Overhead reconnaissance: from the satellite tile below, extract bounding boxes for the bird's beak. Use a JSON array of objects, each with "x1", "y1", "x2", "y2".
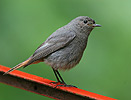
[{"x1": 92, "y1": 24, "x2": 101, "y2": 27}]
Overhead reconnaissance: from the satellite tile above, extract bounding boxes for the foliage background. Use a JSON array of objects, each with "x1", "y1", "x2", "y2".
[{"x1": 0, "y1": 0, "x2": 131, "y2": 100}]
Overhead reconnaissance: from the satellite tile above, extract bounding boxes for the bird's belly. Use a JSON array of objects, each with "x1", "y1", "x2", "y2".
[{"x1": 44, "y1": 44, "x2": 85, "y2": 70}]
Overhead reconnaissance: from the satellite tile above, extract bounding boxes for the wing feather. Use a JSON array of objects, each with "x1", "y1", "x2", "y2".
[{"x1": 29, "y1": 31, "x2": 76, "y2": 64}]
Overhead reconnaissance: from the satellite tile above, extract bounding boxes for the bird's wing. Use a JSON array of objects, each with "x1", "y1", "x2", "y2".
[{"x1": 28, "y1": 32, "x2": 76, "y2": 64}]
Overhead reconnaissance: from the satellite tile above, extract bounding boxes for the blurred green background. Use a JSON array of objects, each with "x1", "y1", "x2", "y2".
[{"x1": 0, "y1": 0, "x2": 131, "y2": 100}]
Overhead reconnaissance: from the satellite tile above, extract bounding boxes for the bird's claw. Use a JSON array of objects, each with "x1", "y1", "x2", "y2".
[
  {"x1": 50, "y1": 81, "x2": 77, "y2": 88},
  {"x1": 56, "y1": 84, "x2": 77, "y2": 88}
]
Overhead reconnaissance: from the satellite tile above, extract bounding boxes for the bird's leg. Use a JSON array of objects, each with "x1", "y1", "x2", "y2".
[
  {"x1": 51, "y1": 68, "x2": 65, "y2": 85},
  {"x1": 55, "y1": 70, "x2": 65, "y2": 84},
  {"x1": 55, "y1": 70, "x2": 77, "y2": 87},
  {"x1": 51, "y1": 68, "x2": 77, "y2": 88},
  {"x1": 52, "y1": 69, "x2": 61, "y2": 82}
]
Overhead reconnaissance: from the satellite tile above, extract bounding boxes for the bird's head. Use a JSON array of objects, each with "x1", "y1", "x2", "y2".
[{"x1": 70, "y1": 16, "x2": 101, "y2": 34}]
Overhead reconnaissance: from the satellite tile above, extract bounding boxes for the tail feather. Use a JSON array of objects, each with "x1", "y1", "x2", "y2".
[{"x1": 3, "y1": 59, "x2": 31, "y2": 75}]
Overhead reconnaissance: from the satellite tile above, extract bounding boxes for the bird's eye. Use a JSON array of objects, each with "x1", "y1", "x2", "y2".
[
  {"x1": 83, "y1": 20, "x2": 88, "y2": 24},
  {"x1": 93, "y1": 20, "x2": 95, "y2": 24}
]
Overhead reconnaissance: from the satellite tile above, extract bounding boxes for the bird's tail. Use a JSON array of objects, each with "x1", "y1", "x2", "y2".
[{"x1": 3, "y1": 58, "x2": 31, "y2": 75}]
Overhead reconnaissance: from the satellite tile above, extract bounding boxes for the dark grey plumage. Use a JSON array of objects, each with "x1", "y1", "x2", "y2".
[
  {"x1": 31, "y1": 16, "x2": 100, "y2": 70},
  {"x1": 4, "y1": 16, "x2": 101, "y2": 85}
]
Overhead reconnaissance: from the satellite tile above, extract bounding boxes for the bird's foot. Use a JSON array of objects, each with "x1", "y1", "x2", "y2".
[
  {"x1": 50, "y1": 81, "x2": 77, "y2": 88},
  {"x1": 50, "y1": 81, "x2": 65, "y2": 84},
  {"x1": 56, "y1": 84, "x2": 77, "y2": 88}
]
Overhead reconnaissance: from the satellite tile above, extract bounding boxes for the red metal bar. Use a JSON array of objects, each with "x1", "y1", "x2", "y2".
[{"x1": 0, "y1": 65, "x2": 117, "y2": 100}]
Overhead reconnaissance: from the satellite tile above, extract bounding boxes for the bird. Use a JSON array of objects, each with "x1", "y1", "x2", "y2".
[{"x1": 4, "y1": 16, "x2": 101, "y2": 87}]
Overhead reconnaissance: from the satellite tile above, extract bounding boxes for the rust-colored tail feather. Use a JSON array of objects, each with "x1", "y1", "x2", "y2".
[{"x1": 3, "y1": 59, "x2": 31, "y2": 75}]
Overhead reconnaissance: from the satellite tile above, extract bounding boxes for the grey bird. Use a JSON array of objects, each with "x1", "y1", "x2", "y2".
[{"x1": 4, "y1": 16, "x2": 101, "y2": 87}]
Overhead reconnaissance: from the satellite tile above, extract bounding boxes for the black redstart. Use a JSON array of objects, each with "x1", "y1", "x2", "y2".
[{"x1": 4, "y1": 16, "x2": 101, "y2": 87}]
